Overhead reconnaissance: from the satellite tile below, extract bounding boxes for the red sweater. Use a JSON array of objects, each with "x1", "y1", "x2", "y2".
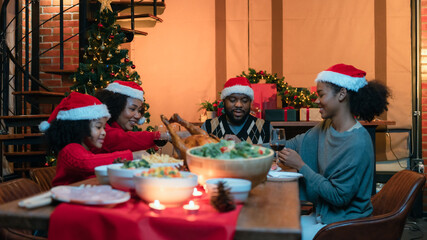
[
  {"x1": 52, "y1": 143, "x2": 133, "y2": 186},
  {"x1": 91, "y1": 122, "x2": 159, "y2": 153}
]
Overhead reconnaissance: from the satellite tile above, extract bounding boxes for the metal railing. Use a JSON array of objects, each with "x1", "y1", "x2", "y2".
[{"x1": 0, "y1": 0, "x2": 79, "y2": 119}]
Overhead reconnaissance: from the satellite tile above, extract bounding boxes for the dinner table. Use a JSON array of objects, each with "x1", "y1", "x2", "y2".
[
  {"x1": 0, "y1": 177, "x2": 301, "y2": 240},
  {"x1": 193, "y1": 119, "x2": 396, "y2": 195}
]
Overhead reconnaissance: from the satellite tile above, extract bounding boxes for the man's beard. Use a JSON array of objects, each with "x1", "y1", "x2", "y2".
[{"x1": 224, "y1": 108, "x2": 249, "y2": 125}]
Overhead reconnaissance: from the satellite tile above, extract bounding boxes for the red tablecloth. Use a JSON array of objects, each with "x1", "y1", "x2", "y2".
[{"x1": 48, "y1": 194, "x2": 242, "y2": 240}]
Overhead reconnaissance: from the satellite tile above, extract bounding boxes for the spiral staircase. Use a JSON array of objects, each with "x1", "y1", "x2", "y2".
[{"x1": 0, "y1": 0, "x2": 165, "y2": 181}]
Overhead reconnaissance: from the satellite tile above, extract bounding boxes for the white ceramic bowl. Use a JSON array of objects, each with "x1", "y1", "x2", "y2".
[
  {"x1": 94, "y1": 164, "x2": 114, "y2": 185},
  {"x1": 108, "y1": 163, "x2": 149, "y2": 191},
  {"x1": 150, "y1": 163, "x2": 182, "y2": 168},
  {"x1": 186, "y1": 145, "x2": 274, "y2": 188},
  {"x1": 205, "y1": 178, "x2": 252, "y2": 203},
  {"x1": 133, "y1": 172, "x2": 198, "y2": 206}
]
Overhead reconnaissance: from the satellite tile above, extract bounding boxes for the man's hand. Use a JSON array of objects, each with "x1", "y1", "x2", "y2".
[
  {"x1": 278, "y1": 148, "x2": 305, "y2": 170},
  {"x1": 224, "y1": 134, "x2": 241, "y2": 143}
]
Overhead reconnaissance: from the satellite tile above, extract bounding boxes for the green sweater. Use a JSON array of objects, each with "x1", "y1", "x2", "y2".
[{"x1": 287, "y1": 120, "x2": 373, "y2": 224}]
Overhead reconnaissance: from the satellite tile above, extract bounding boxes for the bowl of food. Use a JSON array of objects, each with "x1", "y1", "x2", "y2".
[
  {"x1": 108, "y1": 159, "x2": 150, "y2": 191},
  {"x1": 186, "y1": 140, "x2": 274, "y2": 188},
  {"x1": 133, "y1": 166, "x2": 198, "y2": 206},
  {"x1": 144, "y1": 153, "x2": 184, "y2": 168},
  {"x1": 94, "y1": 164, "x2": 122, "y2": 185},
  {"x1": 205, "y1": 178, "x2": 252, "y2": 203}
]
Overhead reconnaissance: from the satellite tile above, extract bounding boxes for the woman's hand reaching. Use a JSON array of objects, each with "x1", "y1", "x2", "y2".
[{"x1": 278, "y1": 148, "x2": 305, "y2": 170}]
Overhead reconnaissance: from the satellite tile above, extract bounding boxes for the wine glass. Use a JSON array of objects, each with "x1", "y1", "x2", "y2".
[
  {"x1": 270, "y1": 128, "x2": 286, "y2": 167},
  {"x1": 154, "y1": 124, "x2": 169, "y2": 155}
]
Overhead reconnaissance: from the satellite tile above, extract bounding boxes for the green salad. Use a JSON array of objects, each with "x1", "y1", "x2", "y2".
[
  {"x1": 121, "y1": 159, "x2": 150, "y2": 169},
  {"x1": 190, "y1": 140, "x2": 270, "y2": 159}
]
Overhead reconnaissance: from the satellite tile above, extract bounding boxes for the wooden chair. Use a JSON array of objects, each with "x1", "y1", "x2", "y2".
[
  {"x1": 29, "y1": 166, "x2": 56, "y2": 191},
  {"x1": 0, "y1": 178, "x2": 46, "y2": 240},
  {"x1": 313, "y1": 170, "x2": 426, "y2": 240}
]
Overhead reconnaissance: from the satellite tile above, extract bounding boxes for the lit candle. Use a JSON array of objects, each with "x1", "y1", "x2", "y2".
[
  {"x1": 183, "y1": 200, "x2": 200, "y2": 214},
  {"x1": 192, "y1": 188, "x2": 203, "y2": 197},
  {"x1": 149, "y1": 200, "x2": 165, "y2": 213}
]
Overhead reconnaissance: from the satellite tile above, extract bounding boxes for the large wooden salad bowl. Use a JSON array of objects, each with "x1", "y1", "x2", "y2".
[{"x1": 186, "y1": 146, "x2": 274, "y2": 189}]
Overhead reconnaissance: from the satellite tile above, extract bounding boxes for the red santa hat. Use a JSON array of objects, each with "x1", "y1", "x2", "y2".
[
  {"x1": 39, "y1": 92, "x2": 111, "y2": 132},
  {"x1": 105, "y1": 80, "x2": 144, "y2": 101},
  {"x1": 315, "y1": 64, "x2": 368, "y2": 92},
  {"x1": 220, "y1": 77, "x2": 254, "y2": 100}
]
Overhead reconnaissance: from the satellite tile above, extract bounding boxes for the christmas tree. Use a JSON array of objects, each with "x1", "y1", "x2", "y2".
[{"x1": 71, "y1": 0, "x2": 151, "y2": 124}]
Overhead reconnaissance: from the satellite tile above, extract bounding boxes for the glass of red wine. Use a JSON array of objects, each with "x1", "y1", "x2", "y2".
[
  {"x1": 270, "y1": 128, "x2": 286, "y2": 166},
  {"x1": 154, "y1": 124, "x2": 169, "y2": 155}
]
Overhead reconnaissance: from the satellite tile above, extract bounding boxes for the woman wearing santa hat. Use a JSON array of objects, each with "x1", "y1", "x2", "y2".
[
  {"x1": 93, "y1": 81, "x2": 166, "y2": 154},
  {"x1": 39, "y1": 92, "x2": 147, "y2": 186},
  {"x1": 278, "y1": 64, "x2": 390, "y2": 240}
]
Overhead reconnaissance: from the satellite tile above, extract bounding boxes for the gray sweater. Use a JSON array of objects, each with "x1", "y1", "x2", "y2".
[{"x1": 287, "y1": 120, "x2": 373, "y2": 224}]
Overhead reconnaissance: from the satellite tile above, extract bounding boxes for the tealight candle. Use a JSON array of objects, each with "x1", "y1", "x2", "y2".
[
  {"x1": 183, "y1": 200, "x2": 200, "y2": 214},
  {"x1": 192, "y1": 188, "x2": 203, "y2": 197},
  {"x1": 149, "y1": 200, "x2": 165, "y2": 213}
]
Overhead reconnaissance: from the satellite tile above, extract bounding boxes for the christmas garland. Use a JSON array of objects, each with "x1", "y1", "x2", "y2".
[
  {"x1": 238, "y1": 68, "x2": 318, "y2": 108},
  {"x1": 238, "y1": 68, "x2": 287, "y2": 93}
]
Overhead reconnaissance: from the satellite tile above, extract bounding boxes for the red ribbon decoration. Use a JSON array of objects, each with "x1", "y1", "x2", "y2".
[
  {"x1": 305, "y1": 107, "x2": 310, "y2": 121},
  {"x1": 217, "y1": 108, "x2": 223, "y2": 117},
  {"x1": 283, "y1": 106, "x2": 294, "y2": 121}
]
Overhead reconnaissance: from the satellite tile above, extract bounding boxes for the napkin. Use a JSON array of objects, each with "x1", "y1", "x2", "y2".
[{"x1": 267, "y1": 171, "x2": 303, "y2": 182}]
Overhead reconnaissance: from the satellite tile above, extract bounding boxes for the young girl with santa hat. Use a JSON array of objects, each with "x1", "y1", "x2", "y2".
[
  {"x1": 40, "y1": 92, "x2": 146, "y2": 186},
  {"x1": 278, "y1": 63, "x2": 390, "y2": 240}
]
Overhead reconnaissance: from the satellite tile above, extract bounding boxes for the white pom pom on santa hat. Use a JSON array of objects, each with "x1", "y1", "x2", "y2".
[
  {"x1": 38, "y1": 92, "x2": 111, "y2": 132},
  {"x1": 138, "y1": 117, "x2": 146, "y2": 125},
  {"x1": 38, "y1": 121, "x2": 50, "y2": 132}
]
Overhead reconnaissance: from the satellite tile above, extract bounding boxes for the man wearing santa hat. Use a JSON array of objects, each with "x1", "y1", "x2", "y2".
[{"x1": 202, "y1": 77, "x2": 272, "y2": 144}]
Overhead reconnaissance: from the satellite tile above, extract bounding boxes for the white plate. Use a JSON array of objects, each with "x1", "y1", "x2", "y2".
[
  {"x1": 50, "y1": 185, "x2": 130, "y2": 205},
  {"x1": 267, "y1": 171, "x2": 303, "y2": 182}
]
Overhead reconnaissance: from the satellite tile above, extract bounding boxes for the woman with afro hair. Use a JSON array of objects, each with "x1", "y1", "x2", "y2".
[{"x1": 278, "y1": 64, "x2": 390, "y2": 240}]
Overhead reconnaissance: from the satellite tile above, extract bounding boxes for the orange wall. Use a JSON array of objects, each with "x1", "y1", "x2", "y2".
[
  {"x1": 131, "y1": 0, "x2": 412, "y2": 132},
  {"x1": 131, "y1": 0, "x2": 217, "y2": 126}
]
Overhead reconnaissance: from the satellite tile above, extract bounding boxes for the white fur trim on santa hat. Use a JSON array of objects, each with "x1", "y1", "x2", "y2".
[
  {"x1": 221, "y1": 85, "x2": 254, "y2": 100},
  {"x1": 56, "y1": 104, "x2": 111, "y2": 121},
  {"x1": 106, "y1": 82, "x2": 144, "y2": 101},
  {"x1": 315, "y1": 71, "x2": 367, "y2": 92},
  {"x1": 39, "y1": 121, "x2": 50, "y2": 132}
]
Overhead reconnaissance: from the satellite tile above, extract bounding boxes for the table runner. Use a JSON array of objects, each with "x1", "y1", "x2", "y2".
[{"x1": 48, "y1": 194, "x2": 242, "y2": 240}]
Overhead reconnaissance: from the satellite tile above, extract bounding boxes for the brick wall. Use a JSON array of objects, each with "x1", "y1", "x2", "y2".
[
  {"x1": 420, "y1": 0, "x2": 427, "y2": 214},
  {"x1": 39, "y1": 0, "x2": 79, "y2": 93}
]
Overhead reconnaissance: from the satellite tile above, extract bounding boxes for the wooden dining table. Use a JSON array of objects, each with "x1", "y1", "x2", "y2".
[{"x1": 0, "y1": 177, "x2": 301, "y2": 240}]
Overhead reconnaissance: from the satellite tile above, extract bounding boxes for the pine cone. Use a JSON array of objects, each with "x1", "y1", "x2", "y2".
[{"x1": 210, "y1": 181, "x2": 236, "y2": 212}]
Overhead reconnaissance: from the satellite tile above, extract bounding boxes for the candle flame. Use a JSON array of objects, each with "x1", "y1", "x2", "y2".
[{"x1": 189, "y1": 200, "x2": 194, "y2": 207}]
